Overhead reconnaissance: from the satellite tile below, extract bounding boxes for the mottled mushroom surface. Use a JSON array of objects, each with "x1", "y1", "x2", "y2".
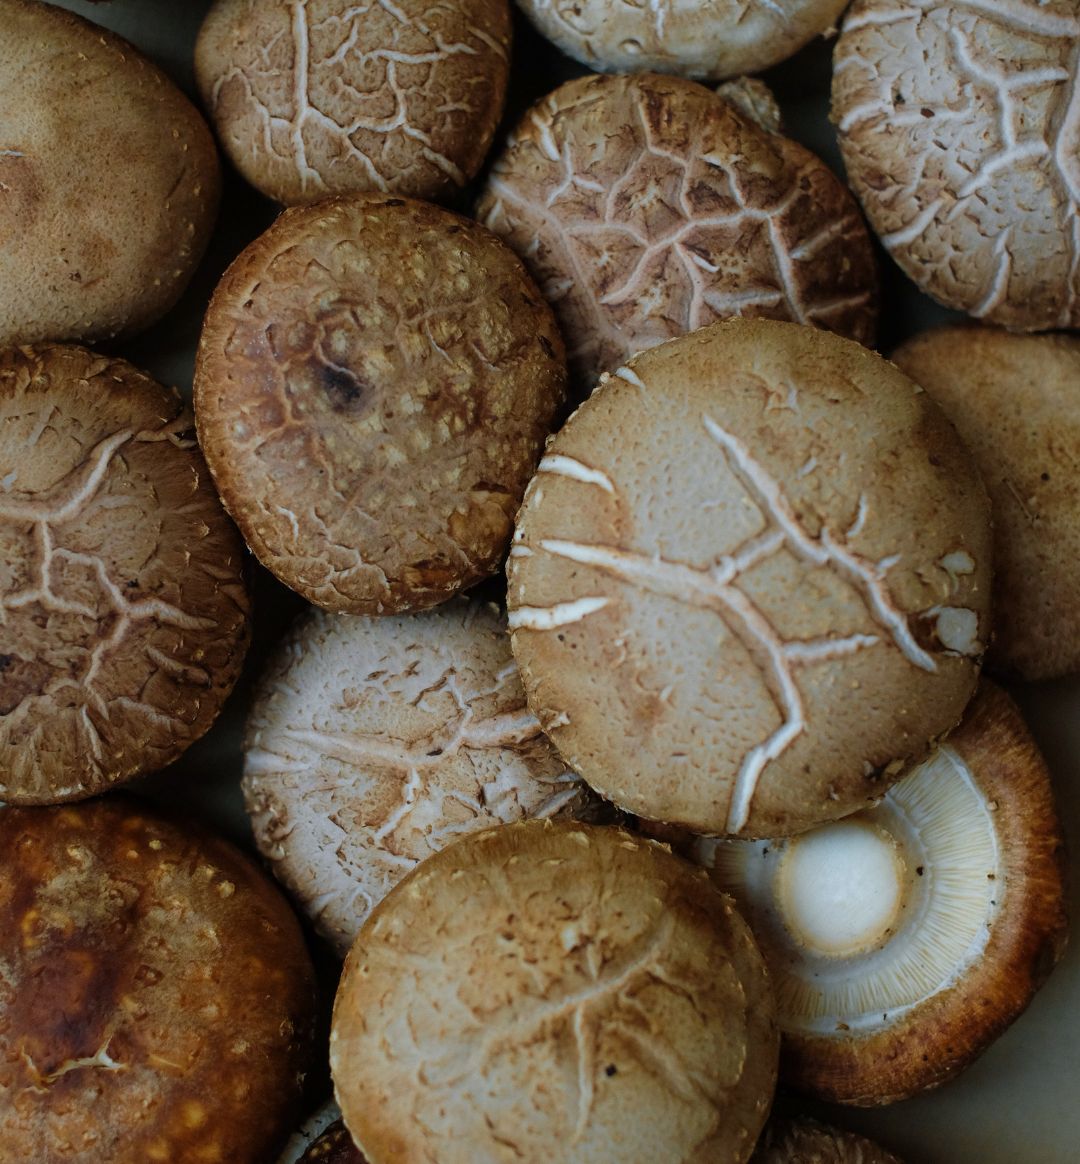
[
  {"x1": 194, "y1": 194, "x2": 565, "y2": 614},
  {"x1": 244, "y1": 601, "x2": 590, "y2": 957},
  {"x1": 0, "y1": 345, "x2": 250, "y2": 804},
  {"x1": 833, "y1": 0, "x2": 1080, "y2": 329},
  {"x1": 195, "y1": 0, "x2": 511, "y2": 205},
  {"x1": 331, "y1": 820, "x2": 778, "y2": 1164},
  {"x1": 751, "y1": 1116, "x2": 904, "y2": 1163},
  {"x1": 508, "y1": 319, "x2": 991, "y2": 837},
  {"x1": 299, "y1": 1122, "x2": 367, "y2": 1163},
  {"x1": 0, "y1": 798, "x2": 319, "y2": 1164}
]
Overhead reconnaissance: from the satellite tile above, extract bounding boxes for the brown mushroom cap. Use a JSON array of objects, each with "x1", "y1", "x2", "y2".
[
  {"x1": 508, "y1": 318, "x2": 991, "y2": 837},
  {"x1": 478, "y1": 72, "x2": 878, "y2": 389},
  {"x1": 832, "y1": 0, "x2": 1080, "y2": 329},
  {"x1": 703, "y1": 682, "x2": 1069, "y2": 1106},
  {"x1": 0, "y1": 0, "x2": 220, "y2": 346},
  {"x1": 751, "y1": 1116, "x2": 904, "y2": 1163},
  {"x1": 195, "y1": 0, "x2": 511, "y2": 205},
  {"x1": 891, "y1": 326, "x2": 1080, "y2": 681},
  {"x1": 0, "y1": 797, "x2": 319, "y2": 1163},
  {"x1": 0, "y1": 345, "x2": 250, "y2": 804},
  {"x1": 299, "y1": 1122, "x2": 366, "y2": 1164},
  {"x1": 330, "y1": 820, "x2": 778, "y2": 1163},
  {"x1": 194, "y1": 193, "x2": 566, "y2": 614},
  {"x1": 243, "y1": 600, "x2": 593, "y2": 957}
]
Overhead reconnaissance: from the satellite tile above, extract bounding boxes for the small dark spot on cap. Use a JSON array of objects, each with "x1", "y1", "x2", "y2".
[
  {"x1": 1041, "y1": 472, "x2": 1051, "y2": 481},
  {"x1": 928, "y1": 454, "x2": 942, "y2": 467},
  {"x1": 921, "y1": 107, "x2": 934, "y2": 117},
  {"x1": 319, "y1": 363, "x2": 371, "y2": 413},
  {"x1": 916, "y1": 866, "x2": 924, "y2": 876},
  {"x1": 384, "y1": 198, "x2": 406, "y2": 207},
  {"x1": 538, "y1": 335, "x2": 555, "y2": 359},
  {"x1": 0, "y1": 653, "x2": 11, "y2": 671},
  {"x1": 605, "y1": 1064, "x2": 617, "y2": 1077},
  {"x1": 126, "y1": 580, "x2": 138, "y2": 589}
]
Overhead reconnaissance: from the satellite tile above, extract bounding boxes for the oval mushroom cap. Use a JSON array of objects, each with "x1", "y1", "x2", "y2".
[
  {"x1": 330, "y1": 820, "x2": 779, "y2": 1163},
  {"x1": 507, "y1": 318, "x2": 992, "y2": 837},
  {"x1": 751, "y1": 1116, "x2": 904, "y2": 1163},
  {"x1": 0, "y1": 345, "x2": 250, "y2": 804},
  {"x1": 0, "y1": 798, "x2": 318, "y2": 1164},
  {"x1": 194, "y1": 194, "x2": 566, "y2": 614}
]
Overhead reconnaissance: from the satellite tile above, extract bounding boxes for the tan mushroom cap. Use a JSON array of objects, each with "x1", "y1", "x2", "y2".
[
  {"x1": 892, "y1": 327, "x2": 1080, "y2": 681},
  {"x1": 243, "y1": 601, "x2": 592, "y2": 957},
  {"x1": 478, "y1": 73, "x2": 878, "y2": 389},
  {"x1": 508, "y1": 318, "x2": 991, "y2": 837},
  {"x1": 331, "y1": 820, "x2": 778, "y2": 1163},
  {"x1": 0, "y1": 0, "x2": 220, "y2": 347},
  {"x1": 0, "y1": 798, "x2": 319, "y2": 1164},
  {"x1": 0, "y1": 345, "x2": 250, "y2": 804},
  {"x1": 751, "y1": 1116, "x2": 904, "y2": 1163},
  {"x1": 515, "y1": 0, "x2": 848, "y2": 82},
  {"x1": 195, "y1": 0, "x2": 511, "y2": 206},
  {"x1": 704, "y1": 682, "x2": 1069, "y2": 1106},
  {"x1": 832, "y1": 0, "x2": 1080, "y2": 330},
  {"x1": 194, "y1": 194, "x2": 565, "y2": 614}
]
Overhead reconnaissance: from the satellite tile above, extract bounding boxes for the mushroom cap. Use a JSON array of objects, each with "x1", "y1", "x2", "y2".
[
  {"x1": 0, "y1": 0, "x2": 220, "y2": 346},
  {"x1": 478, "y1": 73, "x2": 878, "y2": 389},
  {"x1": 330, "y1": 820, "x2": 778, "y2": 1163},
  {"x1": 194, "y1": 193, "x2": 565, "y2": 614},
  {"x1": 514, "y1": 0, "x2": 848, "y2": 82},
  {"x1": 243, "y1": 600, "x2": 592, "y2": 957},
  {"x1": 703, "y1": 682, "x2": 1069, "y2": 1106},
  {"x1": 751, "y1": 1116, "x2": 904, "y2": 1163},
  {"x1": 832, "y1": 0, "x2": 1080, "y2": 330},
  {"x1": 0, "y1": 797, "x2": 319, "y2": 1163},
  {"x1": 0, "y1": 345, "x2": 250, "y2": 804},
  {"x1": 195, "y1": 0, "x2": 511, "y2": 205},
  {"x1": 299, "y1": 1122, "x2": 366, "y2": 1163},
  {"x1": 891, "y1": 326, "x2": 1080, "y2": 681},
  {"x1": 277, "y1": 1103, "x2": 353, "y2": 1164},
  {"x1": 507, "y1": 318, "x2": 992, "y2": 837}
]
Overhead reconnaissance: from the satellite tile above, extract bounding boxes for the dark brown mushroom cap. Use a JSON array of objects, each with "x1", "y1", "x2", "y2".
[
  {"x1": 0, "y1": 797, "x2": 319, "y2": 1164},
  {"x1": 0, "y1": 345, "x2": 251, "y2": 804},
  {"x1": 751, "y1": 1116, "x2": 904, "y2": 1163},
  {"x1": 299, "y1": 1121, "x2": 366, "y2": 1163}
]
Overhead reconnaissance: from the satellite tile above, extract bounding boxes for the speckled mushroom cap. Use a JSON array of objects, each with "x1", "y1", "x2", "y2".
[
  {"x1": 892, "y1": 327, "x2": 1080, "y2": 681},
  {"x1": 0, "y1": 346, "x2": 250, "y2": 804},
  {"x1": 478, "y1": 73, "x2": 878, "y2": 389},
  {"x1": 833, "y1": 0, "x2": 1080, "y2": 330},
  {"x1": 751, "y1": 1116, "x2": 904, "y2": 1163},
  {"x1": 243, "y1": 600, "x2": 591, "y2": 957},
  {"x1": 515, "y1": 0, "x2": 848, "y2": 81},
  {"x1": 330, "y1": 820, "x2": 779, "y2": 1164},
  {"x1": 0, "y1": 798, "x2": 318, "y2": 1164},
  {"x1": 194, "y1": 194, "x2": 565, "y2": 614},
  {"x1": 508, "y1": 319, "x2": 992, "y2": 837},
  {"x1": 195, "y1": 0, "x2": 511, "y2": 206},
  {"x1": 0, "y1": 0, "x2": 220, "y2": 347}
]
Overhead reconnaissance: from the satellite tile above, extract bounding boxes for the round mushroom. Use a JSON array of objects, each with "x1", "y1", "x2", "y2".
[
  {"x1": 331, "y1": 820, "x2": 778, "y2": 1163},
  {"x1": 195, "y1": 0, "x2": 511, "y2": 205},
  {"x1": 0, "y1": 797, "x2": 319, "y2": 1163},
  {"x1": 478, "y1": 73, "x2": 878, "y2": 389},
  {"x1": 243, "y1": 600, "x2": 593, "y2": 957},
  {"x1": 832, "y1": 0, "x2": 1080, "y2": 329},
  {"x1": 0, "y1": 0, "x2": 220, "y2": 346},
  {"x1": 194, "y1": 194, "x2": 566, "y2": 614},
  {"x1": 701, "y1": 682, "x2": 1069, "y2": 1105},
  {"x1": 751, "y1": 1116, "x2": 904, "y2": 1163},
  {"x1": 0, "y1": 345, "x2": 250, "y2": 804}
]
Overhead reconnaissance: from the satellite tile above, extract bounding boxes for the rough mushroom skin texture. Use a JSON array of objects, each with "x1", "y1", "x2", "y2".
[
  {"x1": 0, "y1": 0, "x2": 220, "y2": 347},
  {"x1": 0, "y1": 798, "x2": 319, "y2": 1164},
  {"x1": 194, "y1": 0, "x2": 511, "y2": 206},
  {"x1": 0, "y1": 345, "x2": 251, "y2": 804},
  {"x1": 194, "y1": 194, "x2": 566, "y2": 614},
  {"x1": 477, "y1": 73, "x2": 878, "y2": 390},
  {"x1": 832, "y1": 0, "x2": 1080, "y2": 330},
  {"x1": 892, "y1": 326, "x2": 1080, "y2": 681},
  {"x1": 508, "y1": 319, "x2": 992, "y2": 838},
  {"x1": 330, "y1": 820, "x2": 779, "y2": 1164},
  {"x1": 243, "y1": 600, "x2": 593, "y2": 957},
  {"x1": 751, "y1": 1116, "x2": 904, "y2": 1163},
  {"x1": 515, "y1": 0, "x2": 848, "y2": 82}
]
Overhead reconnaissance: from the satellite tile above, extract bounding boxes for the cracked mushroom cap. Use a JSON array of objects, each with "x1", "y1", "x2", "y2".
[
  {"x1": 330, "y1": 820, "x2": 778, "y2": 1164},
  {"x1": 751, "y1": 1116, "x2": 904, "y2": 1163},
  {"x1": 477, "y1": 72, "x2": 878, "y2": 390},
  {"x1": 243, "y1": 600, "x2": 593, "y2": 957},
  {"x1": 194, "y1": 194, "x2": 566, "y2": 614},
  {"x1": 508, "y1": 318, "x2": 991, "y2": 838},
  {"x1": 0, "y1": 345, "x2": 250, "y2": 804},
  {"x1": 701, "y1": 682, "x2": 1068, "y2": 1106},
  {"x1": 0, "y1": 0, "x2": 220, "y2": 347},
  {"x1": 515, "y1": 0, "x2": 848, "y2": 81},
  {"x1": 891, "y1": 326, "x2": 1080, "y2": 681},
  {"x1": 832, "y1": 0, "x2": 1080, "y2": 330},
  {"x1": 195, "y1": 0, "x2": 511, "y2": 206},
  {"x1": 0, "y1": 797, "x2": 319, "y2": 1164}
]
